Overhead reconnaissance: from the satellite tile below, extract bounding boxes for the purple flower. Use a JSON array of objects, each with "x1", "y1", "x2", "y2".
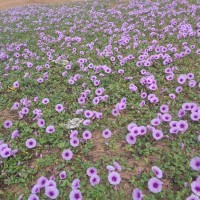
[
  {"x1": 76, "y1": 109, "x2": 83, "y2": 115},
  {"x1": 190, "y1": 157, "x2": 200, "y2": 171},
  {"x1": 94, "y1": 112, "x2": 103, "y2": 119},
  {"x1": 70, "y1": 130, "x2": 79, "y2": 139},
  {"x1": 186, "y1": 194, "x2": 199, "y2": 200},
  {"x1": 191, "y1": 181, "x2": 200, "y2": 196},
  {"x1": 118, "y1": 102, "x2": 126, "y2": 110},
  {"x1": 118, "y1": 69, "x2": 124, "y2": 74},
  {"x1": 108, "y1": 171, "x2": 121, "y2": 185},
  {"x1": 169, "y1": 121, "x2": 177, "y2": 128},
  {"x1": 166, "y1": 74, "x2": 174, "y2": 81},
  {"x1": 169, "y1": 93, "x2": 176, "y2": 100},
  {"x1": 21, "y1": 107, "x2": 29, "y2": 115},
  {"x1": 25, "y1": 138, "x2": 37, "y2": 149},
  {"x1": 149, "y1": 97, "x2": 159, "y2": 104},
  {"x1": 37, "y1": 119, "x2": 45, "y2": 127},
  {"x1": 182, "y1": 103, "x2": 192, "y2": 110},
  {"x1": 95, "y1": 88, "x2": 104, "y2": 96},
  {"x1": 42, "y1": 98, "x2": 49, "y2": 104},
  {"x1": 87, "y1": 167, "x2": 97, "y2": 177},
  {"x1": 3, "y1": 120, "x2": 13, "y2": 129},
  {"x1": 46, "y1": 180, "x2": 57, "y2": 188},
  {"x1": 11, "y1": 102, "x2": 20, "y2": 110},
  {"x1": 13, "y1": 81, "x2": 19, "y2": 88},
  {"x1": 191, "y1": 113, "x2": 200, "y2": 121},
  {"x1": 112, "y1": 109, "x2": 119, "y2": 117},
  {"x1": 82, "y1": 119, "x2": 90, "y2": 126},
  {"x1": 148, "y1": 177, "x2": 163, "y2": 193},
  {"x1": 160, "y1": 105, "x2": 169, "y2": 113},
  {"x1": 189, "y1": 80, "x2": 196, "y2": 88},
  {"x1": 130, "y1": 127, "x2": 140, "y2": 136},
  {"x1": 0, "y1": 147, "x2": 11, "y2": 158},
  {"x1": 49, "y1": 176, "x2": 55, "y2": 181},
  {"x1": 196, "y1": 49, "x2": 200, "y2": 55},
  {"x1": 177, "y1": 75, "x2": 187, "y2": 84},
  {"x1": 113, "y1": 161, "x2": 122, "y2": 172},
  {"x1": 175, "y1": 86, "x2": 183, "y2": 94},
  {"x1": 10, "y1": 149, "x2": 18, "y2": 156},
  {"x1": 102, "y1": 129, "x2": 112, "y2": 139},
  {"x1": 59, "y1": 171, "x2": 67, "y2": 179},
  {"x1": 82, "y1": 130, "x2": 92, "y2": 140},
  {"x1": 132, "y1": 188, "x2": 143, "y2": 200},
  {"x1": 177, "y1": 120, "x2": 188, "y2": 132},
  {"x1": 129, "y1": 84, "x2": 138, "y2": 92},
  {"x1": 162, "y1": 113, "x2": 172, "y2": 122},
  {"x1": 178, "y1": 109, "x2": 186, "y2": 118},
  {"x1": 37, "y1": 78, "x2": 44, "y2": 83},
  {"x1": 90, "y1": 175, "x2": 100, "y2": 186},
  {"x1": 139, "y1": 126, "x2": 147, "y2": 135},
  {"x1": 55, "y1": 104, "x2": 64, "y2": 113},
  {"x1": 140, "y1": 100, "x2": 146, "y2": 108},
  {"x1": 78, "y1": 97, "x2": 86, "y2": 105},
  {"x1": 33, "y1": 97, "x2": 38, "y2": 102},
  {"x1": 191, "y1": 105, "x2": 199, "y2": 112},
  {"x1": 69, "y1": 189, "x2": 82, "y2": 200},
  {"x1": 152, "y1": 166, "x2": 163, "y2": 178},
  {"x1": 126, "y1": 133, "x2": 137, "y2": 145},
  {"x1": 37, "y1": 176, "x2": 48, "y2": 188},
  {"x1": 62, "y1": 71, "x2": 67, "y2": 77},
  {"x1": 147, "y1": 94, "x2": 156, "y2": 101},
  {"x1": 108, "y1": 163, "x2": 117, "y2": 173},
  {"x1": 28, "y1": 194, "x2": 39, "y2": 200},
  {"x1": 140, "y1": 92, "x2": 147, "y2": 99},
  {"x1": 70, "y1": 138, "x2": 80, "y2": 147},
  {"x1": 151, "y1": 118, "x2": 161, "y2": 126},
  {"x1": 11, "y1": 129, "x2": 20, "y2": 140},
  {"x1": 84, "y1": 110, "x2": 93, "y2": 118},
  {"x1": 62, "y1": 149, "x2": 73, "y2": 160},
  {"x1": 0, "y1": 52, "x2": 8, "y2": 61},
  {"x1": 31, "y1": 184, "x2": 40, "y2": 194},
  {"x1": 69, "y1": 79, "x2": 75, "y2": 85},
  {"x1": 187, "y1": 73, "x2": 194, "y2": 80},
  {"x1": 92, "y1": 97, "x2": 100, "y2": 105},
  {"x1": 152, "y1": 130, "x2": 163, "y2": 140},
  {"x1": 169, "y1": 127, "x2": 179, "y2": 134},
  {"x1": 45, "y1": 186, "x2": 59, "y2": 199},
  {"x1": 127, "y1": 123, "x2": 137, "y2": 131},
  {"x1": 71, "y1": 179, "x2": 80, "y2": 190},
  {"x1": 46, "y1": 125, "x2": 55, "y2": 134}
]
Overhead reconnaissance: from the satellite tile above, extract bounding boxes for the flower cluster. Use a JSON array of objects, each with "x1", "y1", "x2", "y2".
[
  {"x1": 180, "y1": 102, "x2": 200, "y2": 122},
  {"x1": 126, "y1": 123, "x2": 147, "y2": 144},
  {"x1": 107, "y1": 162, "x2": 122, "y2": 186},
  {"x1": 70, "y1": 179, "x2": 82, "y2": 200},
  {"x1": 1, "y1": 0, "x2": 200, "y2": 198},
  {"x1": 140, "y1": 73, "x2": 158, "y2": 91},
  {"x1": 148, "y1": 166, "x2": 163, "y2": 193},
  {"x1": 0, "y1": 141, "x2": 17, "y2": 159},
  {"x1": 28, "y1": 176, "x2": 59, "y2": 200},
  {"x1": 68, "y1": 74, "x2": 82, "y2": 85},
  {"x1": 86, "y1": 167, "x2": 101, "y2": 187},
  {"x1": 112, "y1": 97, "x2": 127, "y2": 117}
]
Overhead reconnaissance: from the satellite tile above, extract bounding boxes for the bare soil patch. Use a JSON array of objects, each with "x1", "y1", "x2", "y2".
[
  {"x1": 0, "y1": 0, "x2": 83, "y2": 10},
  {"x1": 0, "y1": 109, "x2": 17, "y2": 122}
]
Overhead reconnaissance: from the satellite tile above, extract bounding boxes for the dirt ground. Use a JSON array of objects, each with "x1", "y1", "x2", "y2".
[{"x1": 0, "y1": 0, "x2": 81, "y2": 10}]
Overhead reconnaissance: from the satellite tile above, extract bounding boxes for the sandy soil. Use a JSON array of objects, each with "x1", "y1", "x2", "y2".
[{"x1": 0, "y1": 0, "x2": 81, "y2": 10}]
